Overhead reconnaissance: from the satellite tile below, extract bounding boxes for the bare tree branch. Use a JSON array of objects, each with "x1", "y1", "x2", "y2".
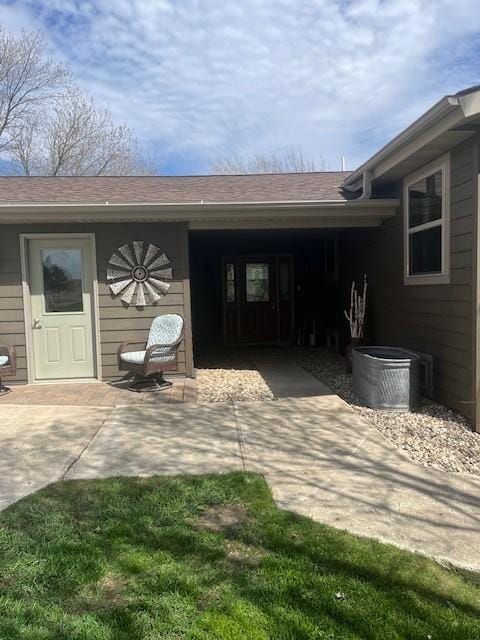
[
  {"x1": 9, "y1": 88, "x2": 153, "y2": 176},
  {"x1": 0, "y1": 27, "x2": 67, "y2": 151},
  {"x1": 1, "y1": 25, "x2": 153, "y2": 176},
  {"x1": 9, "y1": 120, "x2": 39, "y2": 175},
  {"x1": 211, "y1": 147, "x2": 323, "y2": 174}
]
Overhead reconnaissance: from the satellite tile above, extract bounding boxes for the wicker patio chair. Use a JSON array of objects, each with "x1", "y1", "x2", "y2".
[
  {"x1": 117, "y1": 313, "x2": 184, "y2": 392},
  {"x1": 0, "y1": 344, "x2": 17, "y2": 395}
]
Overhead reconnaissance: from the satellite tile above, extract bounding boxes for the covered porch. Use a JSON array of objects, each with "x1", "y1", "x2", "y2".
[{"x1": 189, "y1": 228, "x2": 358, "y2": 357}]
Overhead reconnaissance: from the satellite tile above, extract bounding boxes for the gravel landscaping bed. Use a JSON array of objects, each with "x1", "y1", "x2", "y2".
[
  {"x1": 289, "y1": 347, "x2": 480, "y2": 476},
  {"x1": 195, "y1": 349, "x2": 275, "y2": 403}
]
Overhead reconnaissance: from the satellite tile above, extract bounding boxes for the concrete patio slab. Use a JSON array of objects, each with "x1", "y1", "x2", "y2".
[
  {"x1": 0, "y1": 404, "x2": 111, "y2": 510},
  {"x1": 251, "y1": 349, "x2": 332, "y2": 399},
  {"x1": 66, "y1": 402, "x2": 242, "y2": 480},
  {"x1": 236, "y1": 395, "x2": 406, "y2": 473},
  {"x1": 1, "y1": 359, "x2": 479, "y2": 572},
  {"x1": 268, "y1": 464, "x2": 480, "y2": 571},
  {"x1": 0, "y1": 378, "x2": 197, "y2": 406}
]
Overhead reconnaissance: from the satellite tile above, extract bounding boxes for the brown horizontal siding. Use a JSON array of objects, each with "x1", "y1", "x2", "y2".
[
  {"x1": 450, "y1": 215, "x2": 473, "y2": 236},
  {"x1": 0, "y1": 222, "x2": 191, "y2": 383},
  {"x1": 451, "y1": 181, "x2": 473, "y2": 205},
  {"x1": 376, "y1": 298, "x2": 471, "y2": 317},
  {"x1": 99, "y1": 312, "x2": 187, "y2": 333},
  {"x1": 0, "y1": 320, "x2": 25, "y2": 334},
  {"x1": 0, "y1": 309, "x2": 25, "y2": 322},
  {"x1": 0, "y1": 297, "x2": 24, "y2": 310},
  {"x1": 376, "y1": 310, "x2": 471, "y2": 335},
  {"x1": 341, "y1": 138, "x2": 476, "y2": 418},
  {"x1": 92, "y1": 222, "x2": 190, "y2": 380},
  {"x1": 451, "y1": 199, "x2": 473, "y2": 219},
  {"x1": 0, "y1": 227, "x2": 25, "y2": 381},
  {"x1": 99, "y1": 297, "x2": 185, "y2": 317},
  {"x1": 450, "y1": 162, "x2": 472, "y2": 186},
  {"x1": 0, "y1": 285, "x2": 23, "y2": 298}
]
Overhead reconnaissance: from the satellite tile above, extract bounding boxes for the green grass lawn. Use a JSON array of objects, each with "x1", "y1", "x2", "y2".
[{"x1": 0, "y1": 473, "x2": 478, "y2": 640}]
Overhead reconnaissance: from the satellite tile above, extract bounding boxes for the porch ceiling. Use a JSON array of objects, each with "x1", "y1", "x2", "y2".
[{"x1": 0, "y1": 198, "x2": 398, "y2": 228}]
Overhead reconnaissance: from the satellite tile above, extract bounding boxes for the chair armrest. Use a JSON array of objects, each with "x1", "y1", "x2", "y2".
[
  {"x1": 0, "y1": 345, "x2": 16, "y2": 375},
  {"x1": 144, "y1": 340, "x2": 181, "y2": 364},
  {"x1": 117, "y1": 341, "x2": 146, "y2": 366},
  {"x1": 118, "y1": 341, "x2": 146, "y2": 355}
]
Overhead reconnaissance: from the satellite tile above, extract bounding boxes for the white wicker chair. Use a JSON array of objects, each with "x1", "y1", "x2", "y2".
[{"x1": 117, "y1": 314, "x2": 184, "y2": 391}]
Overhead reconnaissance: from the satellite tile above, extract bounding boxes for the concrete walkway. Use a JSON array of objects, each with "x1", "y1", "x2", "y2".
[
  {"x1": 250, "y1": 348, "x2": 333, "y2": 398},
  {"x1": 0, "y1": 352, "x2": 479, "y2": 571}
]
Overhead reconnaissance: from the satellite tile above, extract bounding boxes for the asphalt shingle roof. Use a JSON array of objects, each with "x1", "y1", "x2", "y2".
[{"x1": 0, "y1": 172, "x2": 353, "y2": 205}]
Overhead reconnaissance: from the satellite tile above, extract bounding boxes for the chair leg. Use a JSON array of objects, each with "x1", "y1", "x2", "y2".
[
  {"x1": 128, "y1": 372, "x2": 172, "y2": 393},
  {"x1": 154, "y1": 372, "x2": 173, "y2": 389},
  {"x1": 0, "y1": 376, "x2": 10, "y2": 396}
]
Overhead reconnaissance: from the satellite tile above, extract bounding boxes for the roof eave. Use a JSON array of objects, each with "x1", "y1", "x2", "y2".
[
  {"x1": 0, "y1": 198, "x2": 399, "y2": 211},
  {"x1": 0, "y1": 198, "x2": 399, "y2": 225},
  {"x1": 343, "y1": 94, "x2": 469, "y2": 190}
]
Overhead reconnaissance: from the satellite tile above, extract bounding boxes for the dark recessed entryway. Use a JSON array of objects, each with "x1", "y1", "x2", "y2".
[{"x1": 189, "y1": 229, "x2": 347, "y2": 355}]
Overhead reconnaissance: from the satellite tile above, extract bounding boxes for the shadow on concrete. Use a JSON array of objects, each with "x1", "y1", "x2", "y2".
[
  {"x1": 1, "y1": 472, "x2": 478, "y2": 638},
  {"x1": 1, "y1": 384, "x2": 479, "y2": 571},
  {"x1": 196, "y1": 346, "x2": 332, "y2": 399}
]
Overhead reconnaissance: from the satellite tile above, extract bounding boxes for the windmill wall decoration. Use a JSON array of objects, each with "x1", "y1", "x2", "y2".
[{"x1": 107, "y1": 241, "x2": 172, "y2": 307}]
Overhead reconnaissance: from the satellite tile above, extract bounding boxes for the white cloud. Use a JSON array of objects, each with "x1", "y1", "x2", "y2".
[{"x1": 2, "y1": 0, "x2": 480, "y2": 172}]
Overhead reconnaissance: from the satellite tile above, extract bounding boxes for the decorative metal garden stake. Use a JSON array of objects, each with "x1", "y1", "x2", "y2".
[
  {"x1": 344, "y1": 274, "x2": 368, "y2": 373},
  {"x1": 344, "y1": 274, "x2": 368, "y2": 339}
]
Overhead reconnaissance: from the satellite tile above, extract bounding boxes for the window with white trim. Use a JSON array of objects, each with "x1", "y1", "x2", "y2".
[{"x1": 404, "y1": 155, "x2": 450, "y2": 285}]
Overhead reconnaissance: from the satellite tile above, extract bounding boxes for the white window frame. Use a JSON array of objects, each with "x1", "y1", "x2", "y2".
[{"x1": 404, "y1": 154, "x2": 450, "y2": 286}]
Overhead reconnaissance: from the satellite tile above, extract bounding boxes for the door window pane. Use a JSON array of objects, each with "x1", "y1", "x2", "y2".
[
  {"x1": 246, "y1": 263, "x2": 269, "y2": 302},
  {"x1": 225, "y1": 262, "x2": 235, "y2": 303},
  {"x1": 409, "y1": 226, "x2": 442, "y2": 275},
  {"x1": 408, "y1": 170, "x2": 442, "y2": 228},
  {"x1": 42, "y1": 249, "x2": 84, "y2": 312}
]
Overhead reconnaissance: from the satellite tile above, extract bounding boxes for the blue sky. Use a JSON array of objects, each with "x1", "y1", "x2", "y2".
[{"x1": 1, "y1": 0, "x2": 480, "y2": 175}]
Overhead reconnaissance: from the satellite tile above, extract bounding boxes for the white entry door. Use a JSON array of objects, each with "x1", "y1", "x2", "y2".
[{"x1": 28, "y1": 237, "x2": 96, "y2": 380}]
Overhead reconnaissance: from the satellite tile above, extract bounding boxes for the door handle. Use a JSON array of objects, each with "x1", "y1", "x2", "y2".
[{"x1": 33, "y1": 318, "x2": 41, "y2": 328}]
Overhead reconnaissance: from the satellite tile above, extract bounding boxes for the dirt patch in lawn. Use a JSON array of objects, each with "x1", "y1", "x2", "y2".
[
  {"x1": 73, "y1": 572, "x2": 128, "y2": 612},
  {"x1": 198, "y1": 504, "x2": 249, "y2": 532},
  {"x1": 224, "y1": 539, "x2": 266, "y2": 567}
]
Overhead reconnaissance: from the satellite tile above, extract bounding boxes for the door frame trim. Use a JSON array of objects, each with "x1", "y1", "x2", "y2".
[{"x1": 19, "y1": 233, "x2": 102, "y2": 383}]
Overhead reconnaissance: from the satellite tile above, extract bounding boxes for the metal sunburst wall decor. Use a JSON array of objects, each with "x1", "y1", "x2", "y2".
[{"x1": 107, "y1": 241, "x2": 172, "y2": 307}]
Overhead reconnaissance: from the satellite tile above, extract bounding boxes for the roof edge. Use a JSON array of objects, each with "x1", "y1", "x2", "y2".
[
  {"x1": 0, "y1": 198, "x2": 399, "y2": 224},
  {"x1": 343, "y1": 87, "x2": 480, "y2": 189},
  {"x1": 0, "y1": 198, "x2": 399, "y2": 210},
  {"x1": 0, "y1": 170, "x2": 353, "y2": 180}
]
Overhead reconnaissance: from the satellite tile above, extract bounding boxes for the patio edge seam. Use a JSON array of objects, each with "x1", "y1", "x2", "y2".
[
  {"x1": 232, "y1": 402, "x2": 247, "y2": 471},
  {"x1": 59, "y1": 408, "x2": 115, "y2": 480}
]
